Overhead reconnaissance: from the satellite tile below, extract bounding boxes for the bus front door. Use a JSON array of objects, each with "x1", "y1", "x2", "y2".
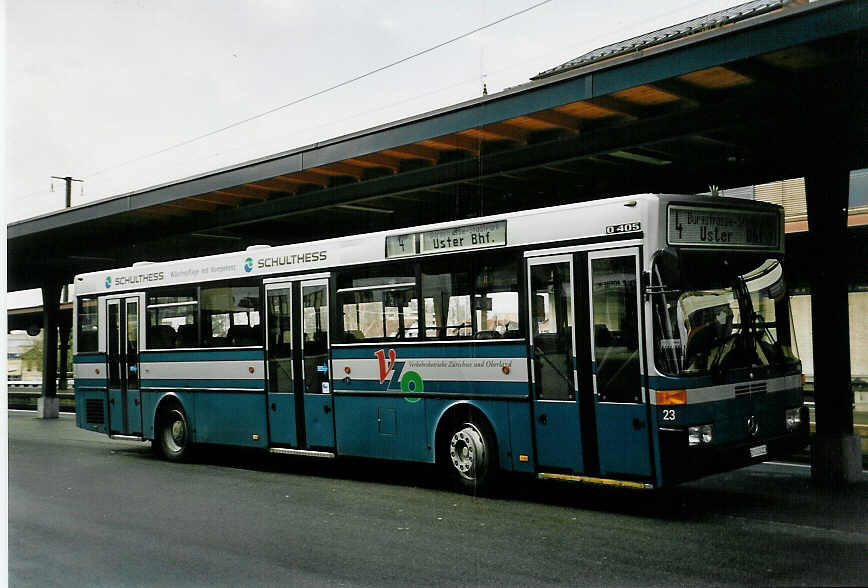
[
  {"x1": 586, "y1": 248, "x2": 652, "y2": 478},
  {"x1": 105, "y1": 294, "x2": 144, "y2": 436},
  {"x1": 265, "y1": 276, "x2": 335, "y2": 450}
]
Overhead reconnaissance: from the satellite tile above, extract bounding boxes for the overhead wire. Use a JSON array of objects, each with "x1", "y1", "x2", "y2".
[
  {"x1": 82, "y1": 0, "x2": 554, "y2": 181},
  {"x1": 195, "y1": 0, "x2": 730, "y2": 172},
  {"x1": 13, "y1": 0, "x2": 734, "y2": 204}
]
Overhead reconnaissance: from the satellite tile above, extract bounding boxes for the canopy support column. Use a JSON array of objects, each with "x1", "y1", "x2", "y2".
[
  {"x1": 58, "y1": 320, "x2": 71, "y2": 391},
  {"x1": 805, "y1": 168, "x2": 860, "y2": 485},
  {"x1": 39, "y1": 282, "x2": 62, "y2": 419}
]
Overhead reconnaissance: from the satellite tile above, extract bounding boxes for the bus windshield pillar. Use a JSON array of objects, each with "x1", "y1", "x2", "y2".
[
  {"x1": 805, "y1": 167, "x2": 860, "y2": 485},
  {"x1": 39, "y1": 282, "x2": 61, "y2": 419}
]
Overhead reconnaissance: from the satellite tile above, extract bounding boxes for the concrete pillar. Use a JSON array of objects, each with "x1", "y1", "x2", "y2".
[
  {"x1": 804, "y1": 168, "x2": 861, "y2": 485},
  {"x1": 58, "y1": 321, "x2": 71, "y2": 391},
  {"x1": 39, "y1": 283, "x2": 61, "y2": 419}
]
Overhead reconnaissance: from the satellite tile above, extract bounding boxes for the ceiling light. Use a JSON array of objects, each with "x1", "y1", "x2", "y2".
[
  {"x1": 609, "y1": 150, "x2": 672, "y2": 165},
  {"x1": 335, "y1": 204, "x2": 394, "y2": 214}
]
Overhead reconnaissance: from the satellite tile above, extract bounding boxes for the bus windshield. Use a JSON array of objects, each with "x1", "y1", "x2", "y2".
[{"x1": 651, "y1": 253, "x2": 800, "y2": 378}]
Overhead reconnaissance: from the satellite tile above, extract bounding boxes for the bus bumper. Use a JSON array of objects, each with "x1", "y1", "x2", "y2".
[{"x1": 659, "y1": 414, "x2": 810, "y2": 486}]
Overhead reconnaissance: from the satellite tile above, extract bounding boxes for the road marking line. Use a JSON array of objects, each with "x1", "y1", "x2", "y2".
[
  {"x1": 765, "y1": 461, "x2": 810, "y2": 468},
  {"x1": 765, "y1": 460, "x2": 868, "y2": 474}
]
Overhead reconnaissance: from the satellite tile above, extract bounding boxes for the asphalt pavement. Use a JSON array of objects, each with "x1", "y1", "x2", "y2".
[{"x1": 8, "y1": 411, "x2": 867, "y2": 587}]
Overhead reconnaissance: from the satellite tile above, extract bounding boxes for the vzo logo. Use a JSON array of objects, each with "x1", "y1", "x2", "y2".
[
  {"x1": 375, "y1": 348, "x2": 423, "y2": 401},
  {"x1": 375, "y1": 348, "x2": 397, "y2": 384},
  {"x1": 105, "y1": 276, "x2": 112, "y2": 289},
  {"x1": 244, "y1": 257, "x2": 254, "y2": 273}
]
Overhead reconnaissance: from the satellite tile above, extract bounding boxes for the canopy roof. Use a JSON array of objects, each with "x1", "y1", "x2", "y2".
[{"x1": 8, "y1": 0, "x2": 867, "y2": 291}]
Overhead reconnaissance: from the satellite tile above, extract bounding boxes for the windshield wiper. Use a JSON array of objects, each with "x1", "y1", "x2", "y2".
[
  {"x1": 733, "y1": 276, "x2": 757, "y2": 346},
  {"x1": 706, "y1": 274, "x2": 757, "y2": 381}
]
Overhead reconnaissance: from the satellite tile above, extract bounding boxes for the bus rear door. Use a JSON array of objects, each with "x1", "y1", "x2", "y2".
[
  {"x1": 527, "y1": 254, "x2": 584, "y2": 473},
  {"x1": 105, "y1": 293, "x2": 144, "y2": 437},
  {"x1": 265, "y1": 275, "x2": 335, "y2": 451}
]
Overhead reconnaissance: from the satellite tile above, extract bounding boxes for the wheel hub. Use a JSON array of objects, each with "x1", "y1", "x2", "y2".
[
  {"x1": 450, "y1": 424, "x2": 485, "y2": 480},
  {"x1": 163, "y1": 410, "x2": 187, "y2": 453},
  {"x1": 171, "y1": 420, "x2": 185, "y2": 443}
]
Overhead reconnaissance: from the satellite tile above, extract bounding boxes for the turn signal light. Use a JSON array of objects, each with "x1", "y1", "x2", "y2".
[{"x1": 656, "y1": 389, "x2": 687, "y2": 405}]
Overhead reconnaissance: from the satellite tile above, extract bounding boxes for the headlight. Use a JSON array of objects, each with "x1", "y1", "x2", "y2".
[
  {"x1": 785, "y1": 407, "x2": 802, "y2": 431},
  {"x1": 688, "y1": 424, "x2": 713, "y2": 446}
]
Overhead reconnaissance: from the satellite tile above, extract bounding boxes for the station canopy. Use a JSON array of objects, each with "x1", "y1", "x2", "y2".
[{"x1": 7, "y1": 0, "x2": 867, "y2": 292}]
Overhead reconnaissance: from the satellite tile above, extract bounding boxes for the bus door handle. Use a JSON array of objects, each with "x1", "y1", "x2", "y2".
[
  {"x1": 538, "y1": 413, "x2": 547, "y2": 425},
  {"x1": 323, "y1": 405, "x2": 331, "y2": 414},
  {"x1": 633, "y1": 418, "x2": 645, "y2": 430}
]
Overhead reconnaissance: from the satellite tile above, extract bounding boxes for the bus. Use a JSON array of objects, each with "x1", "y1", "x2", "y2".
[{"x1": 72, "y1": 193, "x2": 809, "y2": 491}]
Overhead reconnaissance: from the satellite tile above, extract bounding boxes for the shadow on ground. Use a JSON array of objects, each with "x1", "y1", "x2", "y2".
[{"x1": 111, "y1": 439, "x2": 865, "y2": 529}]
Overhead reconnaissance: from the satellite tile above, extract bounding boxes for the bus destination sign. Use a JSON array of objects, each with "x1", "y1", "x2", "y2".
[
  {"x1": 386, "y1": 220, "x2": 507, "y2": 259},
  {"x1": 667, "y1": 205, "x2": 780, "y2": 249},
  {"x1": 385, "y1": 233, "x2": 418, "y2": 258}
]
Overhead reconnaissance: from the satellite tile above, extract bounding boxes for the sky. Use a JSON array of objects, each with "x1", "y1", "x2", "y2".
[{"x1": 2, "y1": 0, "x2": 747, "y2": 304}]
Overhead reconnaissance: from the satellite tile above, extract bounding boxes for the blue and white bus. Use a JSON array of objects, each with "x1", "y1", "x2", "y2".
[{"x1": 73, "y1": 193, "x2": 808, "y2": 491}]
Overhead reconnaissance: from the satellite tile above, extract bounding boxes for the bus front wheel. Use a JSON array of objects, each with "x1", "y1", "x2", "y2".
[
  {"x1": 443, "y1": 420, "x2": 496, "y2": 493},
  {"x1": 157, "y1": 404, "x2": 193, "y2": 462}
]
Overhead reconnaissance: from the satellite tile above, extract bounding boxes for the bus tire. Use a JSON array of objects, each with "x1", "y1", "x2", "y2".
[
  {"x1": 442, "y1": 418, "x2": 497, "y2": 494},
  {"x1": 156, "y1": 402, "x2": 194, "y2": 462}
]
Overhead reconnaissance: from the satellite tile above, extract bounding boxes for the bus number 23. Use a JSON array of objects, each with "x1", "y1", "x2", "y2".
[{"x1": 662, "y1": 409, "x2": 676, "y2": 421}]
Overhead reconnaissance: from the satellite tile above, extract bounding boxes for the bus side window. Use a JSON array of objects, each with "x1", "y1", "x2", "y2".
[
  {"x1": 422, "y1": 262, "x2": 472, "y2": 340},
  {"x1": 200, "y1": 282, "x2": 262, "y2": 347},
  {"x1": 146, "y1": 287, "x2": 199, "y2": 349},
  {"x1": 474, "y1": 257, "x2": 520, "y2": 339},
  {"x1": 422, "y1": 253, "x2": 522, "y2": 341},
  {"x1": 76, "y1": 297, "x2": 99, "y2": 353},
  {"x1": 336, "y1": 264, "x2": 418, "y2": 343}
]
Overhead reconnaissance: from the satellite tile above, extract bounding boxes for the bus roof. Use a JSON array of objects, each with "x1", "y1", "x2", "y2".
[{"x1": 73, "y1": 193, "x2": 781, "y2": 295}]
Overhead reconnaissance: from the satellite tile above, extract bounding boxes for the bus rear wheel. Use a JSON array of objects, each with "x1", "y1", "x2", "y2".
[
  {"x1": 157, "y1": 404, "x2": 193, "y2": 462},
  {"x1": 443, "y1": 420, "x2": 496, "y2": 493}
]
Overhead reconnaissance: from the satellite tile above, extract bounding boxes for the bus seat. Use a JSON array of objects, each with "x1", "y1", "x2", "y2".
[
  {"x1": 227, "y1": 325, "x2": 258, "y2": 346},
  {"x1": 534, "y1": 332, "x2": 558, "y2": 352},
  {"x1": 148, "y1": 325, "x2": 176, "y2": 349},
  {"x1": 176, "y1": 324, "x2": 198, "y2": 347},
  {"x1": 503, "y1": 321, "x2": 520, "y2": 339},
  {"x1": 78, "y1": 330, "x2": 98, "y2": 351},
  {"x1": 594, "y1": 324, "x2": 614, "y2": 347},
  {"x1": 476, "y1": 330, "x2": 501, "y2": 340},
  {"x1": 345, "y1": 330, "x2": 366, "y2": 342}
]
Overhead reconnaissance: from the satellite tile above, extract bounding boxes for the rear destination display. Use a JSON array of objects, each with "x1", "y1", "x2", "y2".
[{"x1": 667, "y1": 205, "x2": 780, "y2": 248}]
